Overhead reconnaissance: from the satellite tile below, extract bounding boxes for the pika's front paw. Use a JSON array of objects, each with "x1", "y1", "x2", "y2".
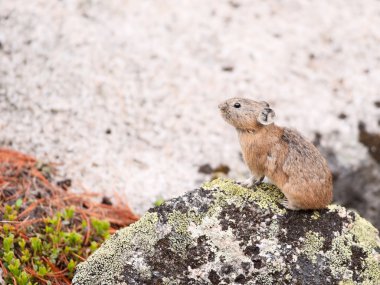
[
  {"x1": 238, "y1": 176, "x2": 264, "y2": 189},
  {"x1": 254, "y1": 176, "x2": 265, "y2": 186}
]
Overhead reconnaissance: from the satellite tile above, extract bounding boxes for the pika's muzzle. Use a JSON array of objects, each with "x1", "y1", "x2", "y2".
[{"x1": 218, "y1": 102, "x2": 228, "y2": 111}]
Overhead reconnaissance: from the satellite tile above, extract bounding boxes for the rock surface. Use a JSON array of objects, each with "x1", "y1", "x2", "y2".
[
  {"x1": 73, "y1": 179, "x2": 380, "y2": 285},
  {"x1": 333, "y1": 158, "x2": 380, "y2": 231}
]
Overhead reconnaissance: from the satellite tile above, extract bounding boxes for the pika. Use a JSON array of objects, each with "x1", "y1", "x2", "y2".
[{"x1": 218, "y1": 98, "x2": 333, "y2": 210}]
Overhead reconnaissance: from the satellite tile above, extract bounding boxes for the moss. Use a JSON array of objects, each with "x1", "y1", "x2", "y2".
[
  {"x1": 202, "y1": 178, "x2": 285, "y2": 215},
  {"x1": 302, "y1": 231, "x2": 325, "y2": 263}
]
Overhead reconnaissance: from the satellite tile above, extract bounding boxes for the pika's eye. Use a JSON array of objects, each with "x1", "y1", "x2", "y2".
[{"x1": 234, "y1": 102, "x2": 241, "y2": 108}]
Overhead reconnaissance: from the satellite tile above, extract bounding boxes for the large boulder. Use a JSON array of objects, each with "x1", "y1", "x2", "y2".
[{"x1": 73, "y1": 179, "x2": 380, "y2": 285}]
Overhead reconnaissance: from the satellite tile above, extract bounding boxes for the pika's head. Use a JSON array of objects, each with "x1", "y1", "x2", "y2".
[{"x1": 218, "y1": 98, "x2": 275, "y2": 130}]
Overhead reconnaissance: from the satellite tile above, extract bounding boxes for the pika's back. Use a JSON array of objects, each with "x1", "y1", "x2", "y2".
[{"x1": 281, "y1": 128, "x2": 331, "y2": 181}]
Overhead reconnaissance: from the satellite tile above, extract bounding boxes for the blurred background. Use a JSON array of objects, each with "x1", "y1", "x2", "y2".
[{"x1": 0, "y1": 0, "x2": 379, "y2": 228}]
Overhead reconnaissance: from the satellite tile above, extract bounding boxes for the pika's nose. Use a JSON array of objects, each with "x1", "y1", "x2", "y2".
[
  {"x1": 264, "y1": 107, "x2": 272, "y2": 113},
  {"x1": 218, "y1": 102, "x2": 227, "y2": 110}
]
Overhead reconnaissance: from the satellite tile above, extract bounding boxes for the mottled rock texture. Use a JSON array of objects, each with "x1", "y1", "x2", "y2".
[{"x1": 73, "y1": 179, "x2": 380, "y2": 285}]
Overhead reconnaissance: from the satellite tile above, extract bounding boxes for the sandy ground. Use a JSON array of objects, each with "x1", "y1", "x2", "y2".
[{"x1": 1, "y1": 0, "x2": 380, "y2": 214}]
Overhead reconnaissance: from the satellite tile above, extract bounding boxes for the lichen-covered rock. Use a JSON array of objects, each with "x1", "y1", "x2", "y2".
[{"x1": 73, "y1": 179, "x2": 380, "y2": 285}]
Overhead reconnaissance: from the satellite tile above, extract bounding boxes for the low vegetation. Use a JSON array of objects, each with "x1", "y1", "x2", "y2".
[{"x1": 0, "y1": 149, "x2": 138, "y2": 284}]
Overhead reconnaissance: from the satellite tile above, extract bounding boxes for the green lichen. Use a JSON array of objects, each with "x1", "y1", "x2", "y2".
[
  {"x1": 324, "y1": 209, "x2": 380, "y2": 284},
  {"x1": 361, "y1": 256, "x2": 380, "y2": 285},
  {"x1": 254, "y1": 250, "x2": 286, "y2": 285},
  {"x1": 162, "y1": 277, "x2": 180, "y2": 285},
  {"x1": 338, "y1": 281, "x2": 355, "y2": 285},
  {"x1": 168, "y1": 211, "x2": 203, "y2": 234},
  {"x1": 327, "y1": 233, "x2": 353, "y2": 280},
  {"x1": 167, "y1": 210, "x2": 204, "y2": 253},
  {"x1": 311, "y1": 211, "x2": 321, "y2": 220},
  {"x1": 349, "y1": 214, "x2": 380, "y2": 284},
  {"x1": 73, "y1": 212, "x2": 160, "y2": 284},
  {"x1": 203, "y1": 178, "x2": 251, "y2": 207},
  {"x1": 254, "y1": 236, "x2": 287, "y2": 285},
  {"x1": 349, "y1": 215, "x2": 380, "y2": 252},
  {"x1": 328, "y1": 204, "x2": 349, "y2": 218},
  {"x1": 255, "y1": 273, "x2": 275, "y2": 285},
  {"x1": 302, "y1": 231, "x2": 325, "y2": 263},
  {"x1": 121, "y1": 212, "x2": 159, "y2": 251},
  {"x1": 202, "y1": 178, "x2": 285, "y2": 215},
  {"x1": 268, "y1": 219, "x2": 280, "y2": 239},
  {"x1": 188, "y1": 216, "x2": 251, "y2": 267}
]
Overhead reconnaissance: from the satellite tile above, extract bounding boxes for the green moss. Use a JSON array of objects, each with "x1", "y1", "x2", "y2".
[
  {"x1": 153, "y1": 197, "x2": 165, "y2": 207},
  {"x1": 302, "y1": 231, "x2": 325, "y2": 263},
  {"x1": 202, "y1": 178, "x2": 285, "y2": 215}
]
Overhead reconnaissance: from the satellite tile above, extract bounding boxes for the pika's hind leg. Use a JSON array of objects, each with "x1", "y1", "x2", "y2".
[
  {"x1": 238, "y1": 176, "x2": 264, "y2": 188},
  {"x1": 280, "y1": 198, "x2": 301, "y2": 210},
  {"x1": 280, "y1": 184, "x2": 311, "y2": 210}
]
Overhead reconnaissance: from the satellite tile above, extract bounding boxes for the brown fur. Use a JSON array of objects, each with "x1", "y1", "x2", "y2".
[{"x1": 219, "y1": 98, "x2": 333, "y2": 210}]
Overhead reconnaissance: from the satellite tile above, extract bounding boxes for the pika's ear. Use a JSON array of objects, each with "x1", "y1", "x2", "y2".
[{"x1": 258, "y1": 108, "x2": 275, "y2": 125}]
